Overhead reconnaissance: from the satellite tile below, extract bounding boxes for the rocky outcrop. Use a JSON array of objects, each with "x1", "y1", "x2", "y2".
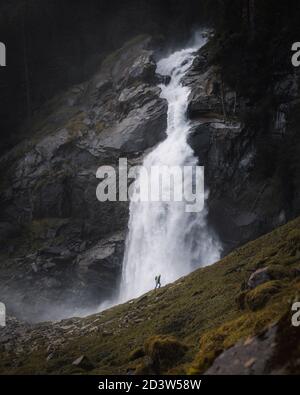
[
  {"x1": 247, "y1": 267, "x2": 272, "y2": 290},
  {"x1": 0, "y1": 35, "x2": 167, "y2": 321},
  {"x1": 205, "y1": 310, "x2": 300, "y2": 375},
  {"x1": 183, "y1": 42, "x2": 300, "y2": 254}
]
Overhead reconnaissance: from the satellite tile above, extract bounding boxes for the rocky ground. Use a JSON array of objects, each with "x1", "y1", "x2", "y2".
[
  {"x1": 0, "y1": 30, "x2": 300, "y2": 322},
  {"x1": 0, "y1": 217, "x2": 299, "y2": 374}
]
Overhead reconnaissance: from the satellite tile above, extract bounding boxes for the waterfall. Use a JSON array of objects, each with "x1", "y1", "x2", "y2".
[{"x1": 117, "y1": 33, "x2": 222, "y2": 303}]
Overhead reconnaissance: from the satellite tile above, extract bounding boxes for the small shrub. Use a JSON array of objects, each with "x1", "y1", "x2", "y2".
[
  {"x1": 266, "y1": 265, "x2": 293, "y2": 280},
  {"x1": 144, "y1": 335, "x2": 188, "y2": 373},
  {"x1": 236, "y1": 290, "x2": 247, "y2": 310},
  {"x1": 133, "y1": 356, "x2": 155, "y2": 375},
  {"x1": 188, "y1": 330, "x2": 225, "y2": 374},
  {"x1": 128, "y1": 347, "x2": 145, "y2": 362},
  {"x1": 245, "y1": 281, "x2": 282, "y2": 311},
  {"x1": 287, "y1": 229, "x2": 300, "y2": 244}
]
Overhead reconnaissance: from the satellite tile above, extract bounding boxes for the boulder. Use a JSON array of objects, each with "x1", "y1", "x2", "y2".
[
  {"x1": 247, "y1": 267, "x2": 271, "y2": 289},
  {"x1": 72, "y1": 355, "x2": 94, "y2": 371}
]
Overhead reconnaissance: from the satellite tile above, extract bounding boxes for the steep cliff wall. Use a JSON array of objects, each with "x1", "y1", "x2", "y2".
[
  {"x1": 0, "y1": 36, "x2": 168, "y2": 321},
  {"x1": 184, "y1": 33, "x2": 300, "y2": 253}
]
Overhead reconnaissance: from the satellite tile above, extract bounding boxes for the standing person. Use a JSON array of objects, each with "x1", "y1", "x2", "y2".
[{"x1": 155, "y1": 274, "x2": 161, "y2": 290}]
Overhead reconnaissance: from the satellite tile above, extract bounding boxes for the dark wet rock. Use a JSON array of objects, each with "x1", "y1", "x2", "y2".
[
  {"x1": 205, "y1": 311, "x2": 300, "y2": 375},
  {"x1": 76, "y1": 231, "x2": 126, "y2": 298},
  {"x1": 155, "y1": 74, "x2": 171, "y2": 86},
  {"x1": 98, "y1": 98, "x2": 167, "y2": 152},
  {"x1": 184, "y1": 42, "x2": 300, "y2": 255},
  {"x1": 109, "y1": 43, "x2": 157, "y2": 90},
  {"x1": 205, "y1": 326, "x2": 278, "y2": 375},
  {"x1": 182, "y1": 46, "x2": 227, "y2": 120},
  {"x1": 118, "y1": 84, "x2": 162, "y2": 114},
  {"x1": 188, "y1": 122, "x2": 211, "y2": 164}
]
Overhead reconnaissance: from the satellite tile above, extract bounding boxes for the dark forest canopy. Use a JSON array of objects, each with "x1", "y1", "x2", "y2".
[
  {"x1": 0, "y1": 0, "x2": 300, "y2": 153},
  {"x1": 0, "y1": 0, "x2": 208, "y2": 153}
]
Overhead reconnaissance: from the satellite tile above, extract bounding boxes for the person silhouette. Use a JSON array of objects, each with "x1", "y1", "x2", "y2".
[{"x1": 155, "y1": 274, "x2": 161, "y2": 290}]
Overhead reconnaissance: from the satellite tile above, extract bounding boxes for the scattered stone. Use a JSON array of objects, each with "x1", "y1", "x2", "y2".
[
  {"x1": 46, "y1": 353, "x2": 55, "y2": 362},
  {"x1": 244, "y1": 337, "x2": 254, "y2": 346},
  {"x1": 244, "y1": 357, "x2": 256, "y2": 369},
  {"x1": 134, "y1": 319, "x2": 144, "y2": 324},
  {"x1": 72, "y1": 355, "x2": 94, "y2": 371},
  {"x1": 192, "y1": 290, "x2": 203, "y2": 297},
  {"x1": 31, "y1": 263, "x2": 38, "y2": 273},
  {"x1": 88, "y1": 326, "x2": 98, "y2": 333},
  {"x1": 102, "y1": 330, "x2": 113, "y2": 337}
]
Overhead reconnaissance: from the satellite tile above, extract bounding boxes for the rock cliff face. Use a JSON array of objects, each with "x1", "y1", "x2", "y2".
[
  {"x1": 0, "y1": 36, "x2": 167, "y2": 321},
  {"x1": 183, "y1": 41, "x2": 300, "y2": 254},
  {"x1": 0, "y1": 28, "x2": 300, "y2": 322}
]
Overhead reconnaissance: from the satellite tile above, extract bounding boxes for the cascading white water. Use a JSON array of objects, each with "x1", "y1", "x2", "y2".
[{"x1": 118, "y1": 33, "x2": 222, "y2": 303}]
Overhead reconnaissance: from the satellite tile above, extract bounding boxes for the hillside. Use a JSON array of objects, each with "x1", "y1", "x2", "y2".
[{"x1": 1, "y1": 216, "x2": 300, "y2": 375}]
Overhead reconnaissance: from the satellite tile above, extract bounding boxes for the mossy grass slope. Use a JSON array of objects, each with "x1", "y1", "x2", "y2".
[{"x1": 0, "y1": 217, "x2": 300, "y2": 374}]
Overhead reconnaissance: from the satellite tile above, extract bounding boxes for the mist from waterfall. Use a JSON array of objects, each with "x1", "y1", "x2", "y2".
[{"x1": 118, "y1": 32, "x2": 222, "y2": 303}]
